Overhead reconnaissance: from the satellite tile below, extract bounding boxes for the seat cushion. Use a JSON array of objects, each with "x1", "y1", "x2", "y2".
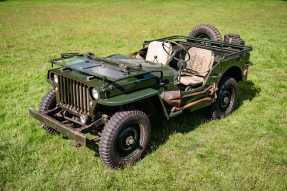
[
  {"x1": 179, "y1": 47, "x2": 214, "y2": 86},
  {"x1": 185, "y1": 47, "x2": 214, "y2": 77},
  {"x1": 145, "y1": 41, "x2": 172, "y2": 65},
  {"x1": 180, "y1": 75, "x2": 204, "y2": 86}
]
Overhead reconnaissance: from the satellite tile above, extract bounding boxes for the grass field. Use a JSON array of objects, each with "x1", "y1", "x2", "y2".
[{"x1": 1, "y1": 0, "x2": 287, "y2": 190}]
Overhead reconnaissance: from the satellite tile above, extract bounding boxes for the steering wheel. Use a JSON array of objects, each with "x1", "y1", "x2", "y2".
[
  {"x1": 161, "y1": 40, "x2": 193, "y2": 86},
  {"x1": 161, "y1": 40, "x2": 190, "y2": 63}
]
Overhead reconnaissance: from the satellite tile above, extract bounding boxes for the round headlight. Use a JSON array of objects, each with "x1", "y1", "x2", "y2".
[
  {"x1": 53, "y1": 74, "x2": 59, "y2": 84},
  {"x1": 91, "y1": 88, "x2": 99, "y2": 100}
]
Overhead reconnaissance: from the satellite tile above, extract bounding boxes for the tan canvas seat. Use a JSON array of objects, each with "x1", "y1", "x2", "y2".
[{"x1": 180, "y1": 47, "x2": 214, "y2": 86}]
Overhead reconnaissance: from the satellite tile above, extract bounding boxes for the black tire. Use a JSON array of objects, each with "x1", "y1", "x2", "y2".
[
  {"x1": 39, "y1": 90, "x2": 57, "y2": 134},
  {"x1": 99, "y1": 110, "x2": 151, "y2": 168},
  {"x1": 189, "y1": 24, "x2": 222, "y2": 41},
  {"x1": 211, "y1": 77, "x2": 238, "y2": 119}
]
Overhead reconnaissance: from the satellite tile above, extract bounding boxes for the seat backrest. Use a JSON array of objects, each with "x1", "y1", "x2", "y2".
[
  {"x1": 185, "y1": 47, "x2": 214, "y2": 77},
  {"x1": 145, "y1": 41, "x2": 172, "y2": 65}
]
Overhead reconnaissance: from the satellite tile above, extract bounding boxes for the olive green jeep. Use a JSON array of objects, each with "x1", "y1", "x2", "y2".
[{"x1": 29, "y1": 24, "x2": 252, "y2": 168}]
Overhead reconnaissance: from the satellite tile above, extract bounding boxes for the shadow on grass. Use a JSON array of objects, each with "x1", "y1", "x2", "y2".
[{"x1": 148, "y1": 80, "x2": 260, "y2": 153}]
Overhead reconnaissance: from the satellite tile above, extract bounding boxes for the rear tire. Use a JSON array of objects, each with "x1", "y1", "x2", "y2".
[
  {"x1": 99, "y1": 110, "x2": 151, "y2": 168},
  {"x1": 39, "y1": 90, "x2": 57, "y2": 134},
  {"x1": 210, "y1": 77, "x2": 238, "y2": 119},
  {"x1": 189, "y1": 24, "x2": 222, "y2": 41}
]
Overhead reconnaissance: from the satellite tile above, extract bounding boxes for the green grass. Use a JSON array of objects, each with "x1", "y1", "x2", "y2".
[{"x1": 1, "y1": 0, "x2": 287, "y2": 190}]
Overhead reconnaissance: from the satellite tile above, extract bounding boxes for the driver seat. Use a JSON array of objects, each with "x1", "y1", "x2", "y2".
[
  {"x1": 145, "y1": 41, "x2": 172, "y2": 65},
  {"x1": 180, "y1": 47, "x2": 214, "y2": 87}
]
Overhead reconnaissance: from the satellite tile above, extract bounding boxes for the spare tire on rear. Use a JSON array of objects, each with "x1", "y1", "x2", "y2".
[{"x1": 189, "y1": 24, "x2": 222, "y2": 41}]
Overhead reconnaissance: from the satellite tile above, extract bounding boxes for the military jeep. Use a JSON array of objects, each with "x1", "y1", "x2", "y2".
[{"x1": 29, "y1": 24, "x2": 252, "y2": 168}]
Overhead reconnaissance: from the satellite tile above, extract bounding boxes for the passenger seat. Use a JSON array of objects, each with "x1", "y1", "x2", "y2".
[{"x1": 180, "y1": 47, "x2": 214, "y2": 87}]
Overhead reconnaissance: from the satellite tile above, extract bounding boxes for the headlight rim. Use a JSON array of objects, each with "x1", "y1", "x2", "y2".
[
  {"x1": 91, "y1": 88, "x2": 99, "y2": 100},
  {"x1": 53, "y1": 74, "x2": 59, "y2": 84}
]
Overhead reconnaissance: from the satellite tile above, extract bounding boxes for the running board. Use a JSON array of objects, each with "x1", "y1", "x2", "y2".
[{"x1": 169, "y1": 97, "x2": 213, "y2": 118}]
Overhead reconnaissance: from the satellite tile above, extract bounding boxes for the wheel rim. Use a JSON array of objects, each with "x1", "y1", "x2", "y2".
[
  {"x1": 219, "y1": 86, "x2": 235, "y2": 111},
  {"x1": 116, "y1": 123, "x2": 140, "y2": 158}
]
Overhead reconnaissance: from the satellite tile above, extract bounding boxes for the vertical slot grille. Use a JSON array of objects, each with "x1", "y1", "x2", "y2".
[{"x1": 58, "y1": 76, "x2": 90, "y2": 114}]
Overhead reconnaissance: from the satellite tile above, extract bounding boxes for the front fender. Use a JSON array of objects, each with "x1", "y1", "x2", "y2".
[
  {"x1": 98, "y1": 88, "x2": 159, "y2": 106},
  {"x1": 98, "y1": 88, "x2": 170, "y2": 120}
]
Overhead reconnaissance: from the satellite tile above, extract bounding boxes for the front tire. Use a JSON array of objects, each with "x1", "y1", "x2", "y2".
[
  {"x1": 211, "y1": 77, "x2": 238, "y2": 119},
  {"x1": 99, "y1": 110, "x2": 151, "y2": 168},
  {"x1": 39, "y1": 90, "x2": 57, "y2": 134}
]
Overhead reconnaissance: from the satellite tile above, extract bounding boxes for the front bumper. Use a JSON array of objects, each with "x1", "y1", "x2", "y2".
[{"x1": 29, "y1": 108, "x2": 102, "y2": 146}]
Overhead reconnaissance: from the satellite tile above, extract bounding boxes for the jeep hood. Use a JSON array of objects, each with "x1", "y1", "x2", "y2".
[
  {"x1": 51, "y1": 54, "x2": 177, "y2": 100},
  {"x1": 59, "y1": 55, "x2": 176, "y2": 82}
]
